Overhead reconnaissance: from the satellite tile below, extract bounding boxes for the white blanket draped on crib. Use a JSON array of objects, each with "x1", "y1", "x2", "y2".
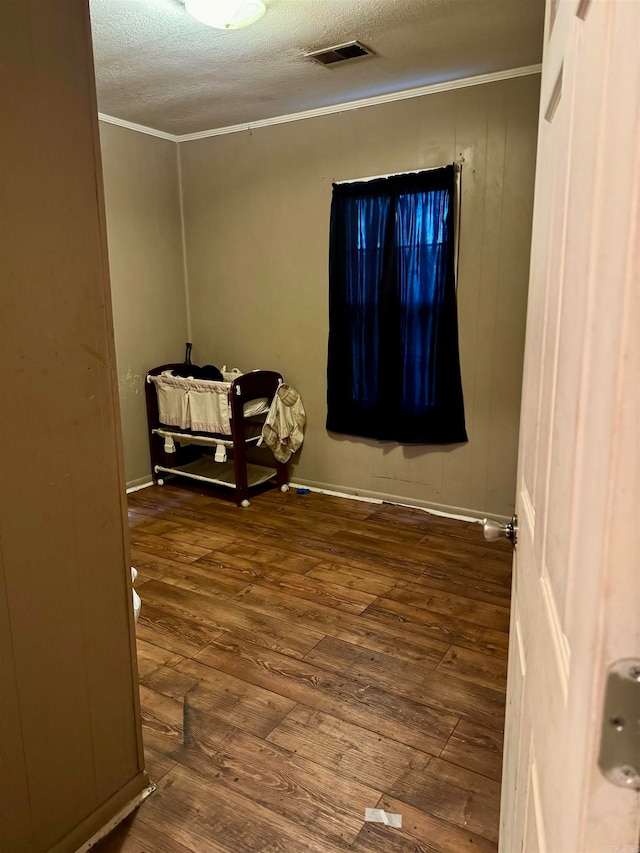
[{"x1": 261, "y1": 384, "x2": 306, "y2": 463}]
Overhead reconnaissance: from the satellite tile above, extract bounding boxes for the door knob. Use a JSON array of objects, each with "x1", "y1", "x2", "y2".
[{"x1": 483, "y1": 515, "x2": 518, "y2": 546}]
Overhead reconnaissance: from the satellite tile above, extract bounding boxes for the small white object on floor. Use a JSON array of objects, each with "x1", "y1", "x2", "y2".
[
  {"x1": 131, "y1": 567, "x2": 141, "y2": 623},
  {"x1": 364, "y1": 809, "x2": 402, "y2": 828}
]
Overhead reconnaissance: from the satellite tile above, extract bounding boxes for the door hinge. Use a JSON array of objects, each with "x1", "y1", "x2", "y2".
[{"x1": 598, "y1": 658, "x2": 640, "y2": 790}]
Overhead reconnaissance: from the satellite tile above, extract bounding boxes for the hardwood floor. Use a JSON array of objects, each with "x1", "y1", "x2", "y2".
[{"x1": 96, "y1": 483, "x2": 512, "y2": 853}]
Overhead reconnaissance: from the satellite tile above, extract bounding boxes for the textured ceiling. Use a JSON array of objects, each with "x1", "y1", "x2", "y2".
[{"x1": 90, "y1": 0, "x2": 544, "y2": 136}]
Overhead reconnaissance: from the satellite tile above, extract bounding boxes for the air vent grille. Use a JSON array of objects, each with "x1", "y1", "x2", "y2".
[{"x1": 306, "y1": 41, "x2": 374, "y2": 67}]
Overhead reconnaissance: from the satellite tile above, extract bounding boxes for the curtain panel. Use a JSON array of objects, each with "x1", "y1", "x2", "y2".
[{"x1": 326, "y1": 165, "x2": 467, "y2": 444}]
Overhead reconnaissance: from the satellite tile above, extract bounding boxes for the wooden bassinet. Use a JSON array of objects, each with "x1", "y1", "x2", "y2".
[{"x1": 145, "y1": 363, "x2": 289, "y2": 507}]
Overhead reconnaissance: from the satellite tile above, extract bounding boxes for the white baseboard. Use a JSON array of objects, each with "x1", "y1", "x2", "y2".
[
  {"x1": 76, "y1": 784, "x2": 156, "y2": 851},
  {"x1": 289, "y1": 478, "x2": 512, "y2": 524},
  {"x1": 126, "y1": 478, "x2": 154, "y2": 494},
  {"x1": 124, "y1": 472, "x2": 511, "y2": 524}
]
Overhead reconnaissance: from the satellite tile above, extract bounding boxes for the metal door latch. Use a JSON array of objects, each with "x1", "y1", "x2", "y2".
[{"x1": 598, "y1": 658, "x2": 640, "y2": 790}]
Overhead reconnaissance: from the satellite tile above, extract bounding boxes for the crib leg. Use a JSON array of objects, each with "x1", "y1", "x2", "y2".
[
  {"x1": 232, "y1": 438, "x2": 250, "y2": 507},
  {"x1": 275, "y1": 460, "x2": 288, "y2": 491}
]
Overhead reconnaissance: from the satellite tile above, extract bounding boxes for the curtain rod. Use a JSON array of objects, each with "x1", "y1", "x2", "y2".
[{"x1": 335, "y1": 158, "x2": 464, "y2": 185}]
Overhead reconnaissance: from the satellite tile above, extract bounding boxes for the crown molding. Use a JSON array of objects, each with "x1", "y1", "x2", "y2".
[
  {"x1": 97, "y1": 64, "x2": 541, "y2": 144},
  {"x1": 176, "y1": 63, "x2": 542, "y2": 142},
  {"x1": 98, "y1": 113, "x2": 179, "y2": 142}
]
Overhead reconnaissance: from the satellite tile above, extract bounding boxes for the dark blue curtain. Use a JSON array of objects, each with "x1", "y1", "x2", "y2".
[{"x1": 327, "y1": 166, "x2": 467, "y2": 444}]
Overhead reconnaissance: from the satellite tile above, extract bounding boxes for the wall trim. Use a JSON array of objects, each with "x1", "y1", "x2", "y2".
[
  {"x1": 75, "y1": 783, "x2": 156, "y2": 852},
  {"x1": 176, "y1": 64, "x2": 542, "y2": 142},
  {"x1": 124, "y1": 474, "x2": 510, "y2": 522},
  {"x1": 48, "y1": 773, "x2": 152, "y2": 853},
  {"x1": 291, "y1": 478, "x2": 511, "y2": 524},
  {"x1": 176, "y1": 145, "x2": 193, "y2": 340},
  {"x1": 98, "y1": 112, "x2": 179, "y2": 142},
  {"x1": 98, "y1": 64, "x2": 541, "y2": 144},
  {"x1": 126, "y1": 478, "x2": 154, "y2": 494}
]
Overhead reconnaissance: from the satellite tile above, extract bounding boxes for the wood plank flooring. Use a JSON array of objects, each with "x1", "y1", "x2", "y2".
[{"x1": 97, "y1": 484, "x2": 512, "y2": 853}]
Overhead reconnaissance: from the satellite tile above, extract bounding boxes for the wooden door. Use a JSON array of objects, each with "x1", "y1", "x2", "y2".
[
  {"x1": 0, "y1": 1, "x2": 148, "y2": 851},
  {"x1": 499, "y1": 0, "x2": 640, "y2": 850}
]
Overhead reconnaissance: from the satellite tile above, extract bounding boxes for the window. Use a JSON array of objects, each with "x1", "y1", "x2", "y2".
[{"x1": 326, "y1": 165, "x2": 467, "y2": 444}]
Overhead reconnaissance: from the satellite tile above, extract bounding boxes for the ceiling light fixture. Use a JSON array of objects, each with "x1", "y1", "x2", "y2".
[{"x1": 185, "y1": 0, "x2": 266, "y2": 30}]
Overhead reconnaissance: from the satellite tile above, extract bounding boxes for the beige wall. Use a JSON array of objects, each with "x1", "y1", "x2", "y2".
[
  {"x1": 0, "y1": 2, "x2": 147, "y2": 851},
  {"x1": 100, "y1": 122, "x2": 188, "y2": 487},
  {"x1": 179, "y1": 75, "x2": 540, "y2": 518}
]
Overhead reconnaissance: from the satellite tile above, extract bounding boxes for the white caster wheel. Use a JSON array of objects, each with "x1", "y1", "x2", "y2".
[
  {"x1": 280, "y1": 484, "x2": 290, "y2": 493},
  {"x1": 241, "y1": 499, "x2": 250, "y2": 508},
  {"x1": 157, "y1": 478, "x2": 165, "y2": 486}
]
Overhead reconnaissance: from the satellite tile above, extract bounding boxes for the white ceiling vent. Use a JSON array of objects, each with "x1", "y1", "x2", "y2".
[{"x1": 305, "y1": 41, "x2": 375, "y2": 67}]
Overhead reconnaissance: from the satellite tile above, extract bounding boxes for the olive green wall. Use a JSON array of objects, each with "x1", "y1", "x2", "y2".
[
  {"x1": 100, "y1": 121, "x2": 188, "y2": 487},
  {"x1": 179, "y1": 74, "x2": 540, "y2": 518}
]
